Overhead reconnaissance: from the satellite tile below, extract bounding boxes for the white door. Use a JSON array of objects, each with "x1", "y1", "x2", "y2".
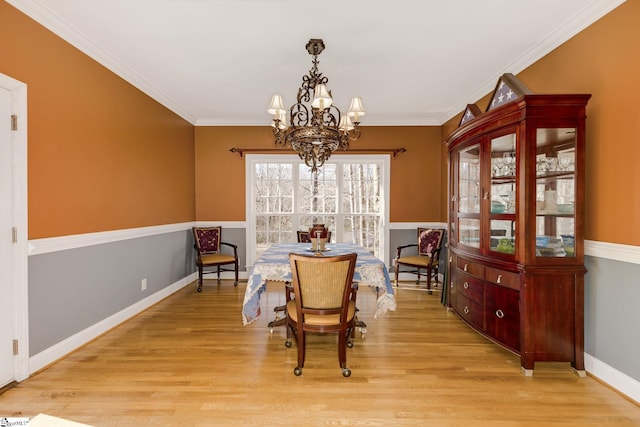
[{"x1": 0, "y1": 86, "x2": 15, "y2": 386}]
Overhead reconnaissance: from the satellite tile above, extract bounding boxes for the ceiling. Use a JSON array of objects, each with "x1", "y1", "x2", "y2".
[{"x1": 8, "y1": 0, "x2": 624, "y2": 126}]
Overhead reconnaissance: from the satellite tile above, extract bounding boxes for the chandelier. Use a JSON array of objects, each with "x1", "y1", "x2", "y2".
[{"x1": 267, "y1": 39, "x2": 365, "y2": 172}]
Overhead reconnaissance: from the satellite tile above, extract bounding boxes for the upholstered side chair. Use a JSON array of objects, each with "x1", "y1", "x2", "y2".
[
  {"x1": 394, "y1": 228, "x2": 446, "y2": 292},
  {"x1": 192, "y1": 226, "x2": 239, "y2": 292}
]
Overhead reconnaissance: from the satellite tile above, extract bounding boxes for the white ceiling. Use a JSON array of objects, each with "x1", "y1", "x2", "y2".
[{"x1": 8, "y1": 0, "x2": 625, "y2": 126}]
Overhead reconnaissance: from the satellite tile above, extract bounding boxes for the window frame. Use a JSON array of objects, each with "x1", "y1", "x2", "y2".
[{"x1": 245, "y1": 154, "x2": 390, "y2": 267}]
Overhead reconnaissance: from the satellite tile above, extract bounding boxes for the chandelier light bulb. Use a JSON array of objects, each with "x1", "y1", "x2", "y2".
[
  {"x1": 311, "y1": 84, "x2": 333, "y2": 110},
  {"x1": 347, "y1": 97, "x2": 365, "y2": 122},
  {"x1": 339, "y1": 115, "x2": 354, "y2": 132},
  {"x1": 267, "y1": 94, "x2": 285, "y2": 116}
]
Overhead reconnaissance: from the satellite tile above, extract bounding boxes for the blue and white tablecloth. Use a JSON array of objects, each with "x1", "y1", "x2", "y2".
[{"x1": 242, "y1": 243, "x2": 396, "y2": 325}]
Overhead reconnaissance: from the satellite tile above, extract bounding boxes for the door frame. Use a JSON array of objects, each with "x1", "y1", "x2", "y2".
[{"x1": 1, "y1": 72, "x2": 29, "y2": 383}]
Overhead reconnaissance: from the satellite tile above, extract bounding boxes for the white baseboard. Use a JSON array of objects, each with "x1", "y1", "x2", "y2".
[
  {"x1": 585, "y1": 353, "x2": 640, "y2": 404},
  {"x1": 28, "y1": 273, "x2": 197, "y2": 375}
]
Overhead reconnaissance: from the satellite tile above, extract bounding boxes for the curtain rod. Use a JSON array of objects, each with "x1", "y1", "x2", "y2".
[{"x1": 229, "y1": 147, "x2": 406, "y2": 159}]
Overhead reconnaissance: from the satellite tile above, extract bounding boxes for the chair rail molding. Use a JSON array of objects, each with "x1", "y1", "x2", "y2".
[
  {"x1": 389, "y1": 222, "x2": 448, "y2": 230},
  {"x1": 584, "y1": 240, "x2": 640, "y2": 265},
  {"x1": 28, "y1": 221, "x2": 247, "y2": 255}
]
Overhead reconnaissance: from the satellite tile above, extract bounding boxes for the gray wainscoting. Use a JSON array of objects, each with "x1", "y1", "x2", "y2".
[
  {"x1": 584, "y1": 255, "x2": 640, "y2": 381},
  {"x1": 28, "y1": 230, "x2": 194, "y2": 355},
  {"x1": 28, "y1": 226, "x2": 248, "y2": 357}
]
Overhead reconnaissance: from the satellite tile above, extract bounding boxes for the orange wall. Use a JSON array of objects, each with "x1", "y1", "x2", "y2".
[
  {"x1": 195, "y1": 126, "x2": 443, "y2": 222},
  {"x1": 441, "y1": 1, "x2": 639, "y2": 245},
  {"x1": 4, "y1": 1, "x2": 636, "y2": 244},
  {"x1": 0, "y1": 3, "x2": 195, "y2": 238}
]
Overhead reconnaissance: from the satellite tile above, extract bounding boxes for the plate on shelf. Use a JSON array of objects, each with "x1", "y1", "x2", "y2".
[
  {"x1": 557, "y1": 204, "x2": 574, "y2": 214},
  {"x1": 537, "y1": 209, "x2": 573, "y2": 215}
]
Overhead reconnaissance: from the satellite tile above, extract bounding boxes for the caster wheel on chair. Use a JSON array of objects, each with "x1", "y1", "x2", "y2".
[
  {"x1": 342, "y1": 368, "x2": 351, "y2": 377},
  {"x1": 347, "y1": 340, "x2": 354, "y2": 348},
  {"x1": 197, "y1": 288, "x2": 202, "y2": 293},
  {"x1": 294, "y1": 367, "x2": 302, "y2": 376},
  {"x1": 285, "y1": 340, "x2": 292, "y2": 348}
]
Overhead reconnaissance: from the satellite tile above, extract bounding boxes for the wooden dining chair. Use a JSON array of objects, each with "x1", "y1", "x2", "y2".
[
  {"x1": 297, "y1": 230, "x2": 332, "y2": 243},
  {"x1": 268, "y1": 229, "x2": 333, "y2": 333},
  {"x1": 192, "y1": 226, "x2": 239, "y2": 292},
  {"x1": 285, "y1": 252, "x2": 358, "y2": 377}
]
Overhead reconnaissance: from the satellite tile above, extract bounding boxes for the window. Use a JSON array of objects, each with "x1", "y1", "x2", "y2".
[{"x1": 246, "y1": 154, "x2": 390, "y2": 267}]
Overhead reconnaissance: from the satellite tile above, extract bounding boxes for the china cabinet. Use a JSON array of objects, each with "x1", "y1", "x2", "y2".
[{"x1": 446, "y1": 78, "x2": 590, "y2": 376}]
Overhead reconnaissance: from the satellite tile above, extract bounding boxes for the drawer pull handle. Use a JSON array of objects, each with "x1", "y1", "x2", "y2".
[
  {"x1": 495, "y1": 309, "x2": 505, "y2": 319},
  {"x1": 464, "y1": 263, "x2": 468, "y2": 272},
  {"x1": 464, "y1": 306, "x2": 470, "y2": 314},
  {"x1": 463, "y1": 281, "x2": 469, "y2": 289},
  {"x1": 496, "y1": 274, "x2": 502, "y2": 284},
  {"x1": 483, "y1": 192, "x2": 489, "y2": 200},
  {"x1": 449, "y1": 256, "x2": 453, "y2": 263},
  {"x1": 450, "y1": 281, "x2": 454, "y2": 289}
]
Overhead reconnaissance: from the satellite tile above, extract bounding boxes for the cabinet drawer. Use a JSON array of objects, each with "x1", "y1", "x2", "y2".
[
  {"x1": 485, "y1": 266, "x2": 520, "y2": 291},
  {"x1": 453, "y1": 292, "x2": 483, "y2": 330},
  {"x1": 456, "y1": 256, "x2": 484, "y2": 278},
  {"x1": 485, "y1": 283, "x2": 520, "y2": 352},
  {"x1": 454, "y1": 272, "x2": 483, "y2": 304}
]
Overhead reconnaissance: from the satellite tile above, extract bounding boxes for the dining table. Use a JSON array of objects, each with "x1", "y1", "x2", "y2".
[{"x1": 242, "y1": 242, "x2": 396, "y2": 326}]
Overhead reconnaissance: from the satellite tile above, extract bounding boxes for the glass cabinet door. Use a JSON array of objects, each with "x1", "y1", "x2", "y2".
[
  {"x1": 535, "y1": 128, "x2": 576, "y2": 257},
  {"x1": 489, "y1": 133, "x2": 516, "y2": 255},
  {"x1": 457, "y1": 144, "x2": 481, "y2": 248}
]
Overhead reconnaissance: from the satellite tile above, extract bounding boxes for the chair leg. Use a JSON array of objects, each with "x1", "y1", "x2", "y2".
[
  {"x1": 284, "y1": 321, "x2": 294, "y2": 348},
  {"x1": 269, "y1": 282, "x2": 293, "y2": 333},
  {"x1": 294, "y1": 327, "x2": 305, "y2": 376},
  {"x1": 338, "y1": 328, "x2": 351, "y2": 377},
  {"x1": 268, "y1": 306, "x2": 287, "y2": 333},
  {"x1": 394, "y1": 261, "x2": 400, "y2": 285},
  {"x1": 354, "y1": 317, "x2": 367, "y2": 337},
  {"x1": 216, "y1": 266, "x2": 221, "y2": 284},
  {"x1": 197, "y1": 264, "x2": 203, "y2": 292},
  {"x1": 234, "y1": 260, "x2": 239, "y2": 286}
]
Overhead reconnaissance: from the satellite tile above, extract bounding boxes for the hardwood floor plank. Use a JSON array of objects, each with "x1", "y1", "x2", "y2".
[{"x1": 0, "y1": 280, "x2": 638, "y2": 426}]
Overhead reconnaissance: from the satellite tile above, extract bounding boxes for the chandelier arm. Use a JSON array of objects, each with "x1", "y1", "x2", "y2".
[{"x1": 291, "y1": 103, "x2": 311, "y2": 127}]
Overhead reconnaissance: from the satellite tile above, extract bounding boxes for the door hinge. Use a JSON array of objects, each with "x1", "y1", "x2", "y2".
[
  {"x1": 13, "y1": 339, "x2": 18, "y2": 356},
  {"x1": 11, "y1": 114, "x2": 18, "y2": 131},
  {"x1": 12, "y1": 227, "x2": 17, "y2": 244}
]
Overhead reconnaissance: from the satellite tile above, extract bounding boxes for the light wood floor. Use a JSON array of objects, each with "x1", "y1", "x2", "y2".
[{"x1": 1, "y1": 280, "x2": 638, "y2": 426}]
